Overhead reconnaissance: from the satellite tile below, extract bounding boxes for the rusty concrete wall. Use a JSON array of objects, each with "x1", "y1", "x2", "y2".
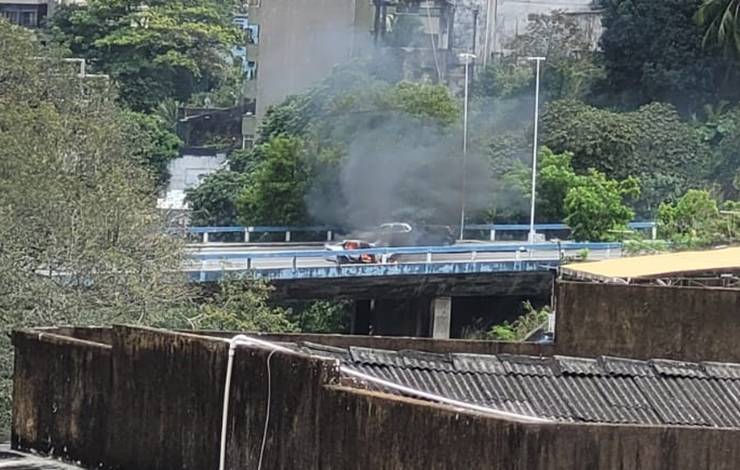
[
  {"x1": 556, "y1": 281, "x2": 740, "y2": 362},
  {"x1": 11, "y1": 330, "x2": 111, "y2": 467}
]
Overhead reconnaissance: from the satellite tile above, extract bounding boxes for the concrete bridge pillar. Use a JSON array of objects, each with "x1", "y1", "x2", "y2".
[{"x1": 430, "y1": 297, "x2": 452, "y2": 339}]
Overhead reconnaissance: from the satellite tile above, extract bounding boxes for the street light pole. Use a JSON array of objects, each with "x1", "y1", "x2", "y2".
[
  {"x1": 527, "y1": 57, "x2": 545, "y2": 244},
  {"x1": 459, "y1": 52, "x2": 476, "y2": 241}
]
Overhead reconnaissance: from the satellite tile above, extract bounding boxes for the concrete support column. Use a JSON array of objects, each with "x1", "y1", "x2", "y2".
[
  {"x1": 352, "y1": 299, "x2": 373, "y2": 335},
  {"x1": 430, "y1": 297, "x2": 452, "y2": 339}
]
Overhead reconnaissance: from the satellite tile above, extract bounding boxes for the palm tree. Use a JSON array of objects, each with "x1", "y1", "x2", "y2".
[{"x1": 696, "y1": 0, "x2": 740, "y2": 58}]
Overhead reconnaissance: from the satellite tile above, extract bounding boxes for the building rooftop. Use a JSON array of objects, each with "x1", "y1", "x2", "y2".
[
  {"x1": 297, "y1": 342, "x2": 740, "y2": 429},
  {"x1": 561, "y1": 246, "x2": 740, "y2": 281}
]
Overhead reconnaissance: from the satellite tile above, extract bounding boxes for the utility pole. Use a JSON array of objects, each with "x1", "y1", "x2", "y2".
[
  {"x1": 527, "y1": 57, "x2": 545, "y2": 244},
  {"x1": 472, "y1": 7, "x2": 479, "y2": 55},
  {"x1": 471, "y1": 6, "x2": 479, "y2": 77},
  {"x1": 459, "y1": 52, "x2": 476, "y2": 241}
]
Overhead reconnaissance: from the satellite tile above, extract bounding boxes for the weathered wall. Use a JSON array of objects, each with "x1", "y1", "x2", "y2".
[
  {"x1": 195, "y1": 330, "x2": 554, "y2": 356},
  {"x1": 13, "y1": 325, "x2": 740, "y2": 469},
  {"x1": 319, "y1": 386, "x2": 740, "y2": 470},
  {"x1": 106, "y1": 326, "x2": 338, "y2": 469},
  {"x1": 556, "y1": 281, "x2": 740, "y2": 362},
  {"x1": 43, "y1": 326, "x2": 114, "y2": 345},
  {"x1": 11, "y1": 330, "x2": 111, "y2": 467}
]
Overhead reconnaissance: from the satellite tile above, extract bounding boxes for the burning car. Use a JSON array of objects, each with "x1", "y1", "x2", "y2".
[
  {"x1": 325, "y1": 222, "x2": 455, "y2": 264},
  {"x1": 324, "y1": 240, "x2": 379, "y2": 264}
]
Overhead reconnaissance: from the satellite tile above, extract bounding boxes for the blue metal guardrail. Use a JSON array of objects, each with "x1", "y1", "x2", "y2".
[
  {"x1": 187, "y1": 260, "x2": 563, "y2": 283},
  {"x1": 183, "y1": 222, "x2": 657, "y2": 243},
  {"x1": 186, "y1": 226, "x2": 335, "y2": 243},
  {"x1": 185, "y1": 241, "x2": 622, "y2": 282}
]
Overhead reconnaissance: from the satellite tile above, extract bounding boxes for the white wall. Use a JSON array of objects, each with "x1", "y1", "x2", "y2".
[
  {"x1": 157, "y1": 153, "x2": 227, "y2": 210},
  {"x1": 491, "y1": 0, "x2": 601, "y2": 52}
]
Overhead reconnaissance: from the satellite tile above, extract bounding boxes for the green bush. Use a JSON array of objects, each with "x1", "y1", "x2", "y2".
[{"x1": 487, "y1": 302, "x2": 551, "y2": 342}]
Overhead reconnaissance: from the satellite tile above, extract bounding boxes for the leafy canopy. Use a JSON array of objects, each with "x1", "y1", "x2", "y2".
[
  {"x1": 696, "y1": 0, "x2": 740, "y2": 58},
  {"x1": 186, "y1": 278, "x2": 297, "y2": 333},
  {"x1": 542, "y1": 100, "x2": 711, "y2": 213},
  {"x1": 50, "y1": 0, "x2": 242, "y2": 111},
  {"x1": 0, "y1": 19, "x2": 189, "y2": 429},
  {"x1": 597, "y1": 0, "x2": 732, "y2": 113},
  {"x1": 564, "y1": 171, "x2": 640, "y2": 242}
]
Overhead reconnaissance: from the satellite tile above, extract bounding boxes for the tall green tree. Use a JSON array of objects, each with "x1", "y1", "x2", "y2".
[
  {"x1": 564, "y1": 172, "x2": 640, "y2": 242},
  {"x1": 124, "y1": 111, "x2": 182, "y2": 187},
  {"x1": 598, "y1": 0, "x2": 731, "y2": 112},
  {"x1": 236, "y1": 136, "x2": 309, "y2": 226},
  {"x1": 185, "y1": 278, "x2": 297, "y2": 332},
  {"x1": 185, "y1": 170, "x2": 250, "y2": 226},
  {"x1": 657, "y1": 189, "x2": 723, "y2": 245},
  {"x1": 50, "y1": 0, "x2": 242, "y2": 111},
  {"x1": 0, "y1": 20, "x2": 188, "y2": 429},
  {"x1": 542, "y1": 100, "x2": 712, "y2": 213},
  {"x1": 696, "y1": 0, "x2": 740, "y2": 58}
]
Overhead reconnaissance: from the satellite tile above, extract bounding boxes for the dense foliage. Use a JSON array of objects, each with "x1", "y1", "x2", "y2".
[
  {"x1": 0, "y1": 21, "x2": 190, "y2": 430},
  {"x1": 598, "y1": 0, "x2": 734, "y2": 113},
  {"x1": 188, "y1": 72, "x2": 463, "y2": 227},
  {"x1": 50, "y1": 0, "x2": 242, "y2": 111},
  {"x1": 487, "y1": 302, "x2": 551, "y2": 342},
  {"x1": 657, "y1": 189, "x2": 740, "y2": 246},
  {"x1": 542, "y1": 100, "x2": 711, "y2": 213}
]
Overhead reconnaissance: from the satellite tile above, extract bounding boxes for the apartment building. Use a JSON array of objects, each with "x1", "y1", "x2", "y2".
[{"x1": 0, "y1": 0, "x2": 83, "y2": 27}]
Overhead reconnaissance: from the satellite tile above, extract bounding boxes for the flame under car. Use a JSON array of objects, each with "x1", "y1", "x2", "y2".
[{"x1": 324, "y1": 240, "x2": 379, "y2": 264}]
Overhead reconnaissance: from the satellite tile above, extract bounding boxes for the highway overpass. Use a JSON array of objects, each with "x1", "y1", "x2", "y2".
[{"x1": 183, "y1": 241, "x2": 622, "y2": 338}]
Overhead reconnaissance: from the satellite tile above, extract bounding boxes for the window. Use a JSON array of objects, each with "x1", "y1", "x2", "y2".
[
  {"x1": 20, "y1": 10, "x2": 37, "y2": 27},
  {"x1": 0, "y1": 5, "x2": 42, "y2": 27}
]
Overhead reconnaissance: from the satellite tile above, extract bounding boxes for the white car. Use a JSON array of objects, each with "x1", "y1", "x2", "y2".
[{"x1": 324, "y1": 240, "x2": 378, "y2": 264}]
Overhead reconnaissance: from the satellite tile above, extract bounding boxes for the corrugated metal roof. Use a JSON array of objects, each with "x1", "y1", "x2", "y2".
[
  {"x1": 452, "y1": 353, "x2": 506, "y2": 375},
  {"x1": 651, "y1": 359, "x2": 706, "y2": 378},
  {"x1": 702, "y1": 362, "x2": 740, "y2": 380},
  {"x1": 555, "y1": 356, "x2": 604, "y2": 376},
  {"x1": 561, "y1": 246, "x2": 740, "y2": 280},
  {"x1": 499, "y1": 354, "x2": 555, "y2": 377},
  {"x1": 599, "y1": 356, "x2": 655, "y2": 377},
  {"x1": 300, "y1": 343, "x2": 740, "y2": 429}
]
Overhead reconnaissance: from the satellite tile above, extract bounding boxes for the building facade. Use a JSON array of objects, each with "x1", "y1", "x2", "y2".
[{"x1": 0, "y1": 0, "x2": 83, "y2": 27}]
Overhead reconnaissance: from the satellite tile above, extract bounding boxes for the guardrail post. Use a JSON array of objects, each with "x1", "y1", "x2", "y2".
[
  {"x1": 426, "y1": 251, "x2": 432, "y2": 263},
  {"x1": 247, "y1": 258, "x2": 252, "y2": 270},
  {"x1": 292, "y1": 256, "x2": 297, "y2": 271},
  {"x1": 327, "y1": 230, "x2": 333, "y2": 241},
  {"x1": 244, "y1": 228, "x2": 250, "y2": 243},
  {"x1": 489, "y1": 229, "x2": 496, "y2": 241},
  {"x1": 651, "y1": 225, "x2": 657, "y2": 241},
  {"x1": 203, "y1": 232, "x2": 209, "y2": 244},
  {"x1": 471, "y1": 251, "x2": 477, "y2": 262},
  {"x1": 285, "y1": 231, "x2": 291, "y2": 242}
]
